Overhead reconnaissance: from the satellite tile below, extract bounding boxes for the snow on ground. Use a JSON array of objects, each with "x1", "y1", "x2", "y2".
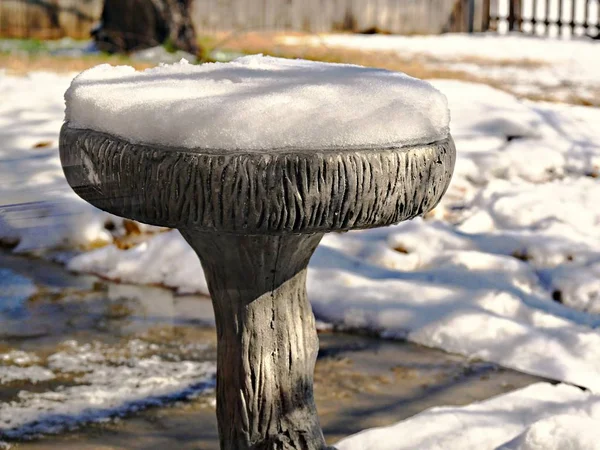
[
  {"x1": 2, "y1": 41, "x2": 600, "y2": 447},
  {"x1": 0, "y1": 340, "x2": 215, "y2": 443},
  {"x1": 337, "y1": 383, "x2": 600, "y2": 450},
  {"x1": 0, "y1": 72, "x2": 119, "y2": 253},
  {"x1": 0, "y1": 71, "x2": 164, "y2": 253},
  {"x1": 278, "y1": 33, "x2": 600, "y2": 105},
  {"x1": 66, "y1": 55, "x2": 449, "y2": 150}
]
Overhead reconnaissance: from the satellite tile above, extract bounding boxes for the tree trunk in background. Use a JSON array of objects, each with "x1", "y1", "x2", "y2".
[{"x1": 93, "y1": 0, "x2": 198, "y2": 55}]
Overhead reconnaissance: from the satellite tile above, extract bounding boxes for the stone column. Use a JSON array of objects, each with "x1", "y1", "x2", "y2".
[{"x1": 181, "y1": 231, "x2": 329, "y2": 450}]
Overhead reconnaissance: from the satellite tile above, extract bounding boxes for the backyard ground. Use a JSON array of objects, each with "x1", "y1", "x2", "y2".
[
  {"x1": 1, "y1": 32, "x2": 600, "y2": 449},
  {"x1": 0, "y1": 250, "x2": 543, "y2": 449}
]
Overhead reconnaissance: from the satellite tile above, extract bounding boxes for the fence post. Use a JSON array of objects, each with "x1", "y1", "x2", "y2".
[
  {"x1": 467, "y1": 0, "x2": 475, "y2": 31},
  {"x1": 508, "y1": 0, "x2": 521, "y2": 31},
  {"x1": 557, "y1": 0, "x2": 564, "y2": 35},
  {"x1": 481, "y1": 0, "x2": 491, "y2": 30},
  {"x1": 449, "y1": 0, "x2": 467, "y2": 32},
  {"x1": 583, "y1": 0, "x2": 590, "y2": 35},
  {"x1": 570, "y1": 0, "x2": 576, "y2": 35},
  {"x1": 597, "y1": 0, "x2": 600, "y2": 37}
]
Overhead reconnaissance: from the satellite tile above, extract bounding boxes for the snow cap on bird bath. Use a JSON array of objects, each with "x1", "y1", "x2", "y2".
[
  {"x1": 65, "y1": 55, "x2": 450, "y2": 151},
  {"x1": 60, "y1": 55, "x2": 455, "y2": 450}
]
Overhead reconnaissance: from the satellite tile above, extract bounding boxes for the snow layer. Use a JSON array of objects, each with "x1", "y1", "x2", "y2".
[
  {"x1": 0, "y1": 340, "x2": 215, "y2": 441},
  {"x1": 337, "y1": 383, "x2": 600, "y2": 450},
  {"x1": 0, "y1": 366, "x2": 55, "y2": 384},
  {"x1": 500, "y1": 415, "x2": 600, "y2": 450},
  {"x1": 0, "y1": 71, "x2": 165, "y2": 253},
  {"x1": 65, "y1": 55, "x2": 450, "y2": 150},
  {"x1": 68, "y1": 231, "x2": 209, "y2": 294},
  {"x1": 0, "y1": 73, "x2": 117, "y2": 253},
  {"x1": 280, "y1": 33, "x2": 598, "y2": 67},
  {"x1": 278, "y1": 34, "x2": 600, "y2": 106}
]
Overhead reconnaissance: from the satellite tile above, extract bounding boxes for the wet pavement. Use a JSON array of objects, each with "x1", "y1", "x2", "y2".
[{"x1": 0, "y1": 249, "x2": 544, "y2": 449}]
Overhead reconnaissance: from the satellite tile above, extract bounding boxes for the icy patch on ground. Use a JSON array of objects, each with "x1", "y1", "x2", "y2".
[
  {"x1": 337, "y1": 382, "x2": 600, "y2": 450},
  {"x1": 0, "y1": 269, "x2": 36, "y2": 318},
  {"x1": 0, "y1": 340, "x2": 215, "y2": 443},
  {"x1": 65, "y1": 55, "x2": 450, "y2": 150}
]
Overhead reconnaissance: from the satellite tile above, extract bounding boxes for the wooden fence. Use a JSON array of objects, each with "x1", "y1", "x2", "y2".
[
  {"x1": 0, "y1": 0, "x2": 102, "y2": 39},
  {"x1": 191, "y1": 0, "x2": 479, "y2": 35},
  {"x1": 0, "y1": 0, "x2": 486, "y2": 40},
  {"x1": 489, "y1": 0, "x2": 600, "y2": 37},
  {"x1": 0, "y1": 0, "x2": 597, "y2": 39}
]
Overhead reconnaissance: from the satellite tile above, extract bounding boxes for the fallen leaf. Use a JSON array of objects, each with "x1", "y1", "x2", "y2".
[{"x1": 32, "y1": 141, "x2": 52, "y2": 148}]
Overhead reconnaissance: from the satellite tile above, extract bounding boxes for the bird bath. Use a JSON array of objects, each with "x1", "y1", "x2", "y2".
[{"x1": 59, "y1": 56, "x2": 455, "y2": 450}]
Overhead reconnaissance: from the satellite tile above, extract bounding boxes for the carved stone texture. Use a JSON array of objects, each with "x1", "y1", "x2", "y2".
[
  {"x1": 59, "y1": 123, "x2": 456, "y2": 450},
  {"x1": 181, "y1": 231, "x2": 327, "y2": 449},
  {"x1": 59, "y1": 125, "x2": 456, "y2": 235}
]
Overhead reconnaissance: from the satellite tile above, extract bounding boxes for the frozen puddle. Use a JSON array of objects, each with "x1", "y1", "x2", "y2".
[
  {"x1": 0, "y1": 269, "x2": 36, "y2": 320},
  {"x1": 0, "y1": 250, "x2": 218, "y2": 446}
]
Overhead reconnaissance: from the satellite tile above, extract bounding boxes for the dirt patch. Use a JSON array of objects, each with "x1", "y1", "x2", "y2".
[{"x1": 0, "y1": 53, "x2": 152, "y2": 75}]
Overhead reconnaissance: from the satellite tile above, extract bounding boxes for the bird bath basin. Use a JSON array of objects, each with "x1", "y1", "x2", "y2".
[{"x1": 59, "y1": 56, "x2": 455, "y2": 450}]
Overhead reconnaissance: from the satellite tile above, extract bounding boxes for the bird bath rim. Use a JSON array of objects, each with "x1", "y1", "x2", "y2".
[
  {"x1": 59, "y1": 123, "x2": 456, "y2": 235},
  {"x1": 62, "y1": 122, "x2": 450, "y2": 156}
]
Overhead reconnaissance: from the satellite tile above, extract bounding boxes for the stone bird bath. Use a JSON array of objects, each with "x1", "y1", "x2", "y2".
[{"x1": 59, "y1": 57, "x2": 455, "y2": 450}]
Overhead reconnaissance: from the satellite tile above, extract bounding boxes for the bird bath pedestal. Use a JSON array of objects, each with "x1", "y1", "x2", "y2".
[{"x1": 60, "y1": 121, "x2": 454, "y2": 449}]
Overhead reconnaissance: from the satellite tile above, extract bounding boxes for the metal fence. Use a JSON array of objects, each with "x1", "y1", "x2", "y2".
[{"x1": 490, "y1": 0, "x2": 600, "y2": 37}]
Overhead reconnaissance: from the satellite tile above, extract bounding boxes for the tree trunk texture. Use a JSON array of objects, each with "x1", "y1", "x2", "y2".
[
  {"x1": 180, "y1": 230, "x2": 331, "y2": 450},
  {"x1": 93, "y1": 0, "x2": 198, "y2": 54}
]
